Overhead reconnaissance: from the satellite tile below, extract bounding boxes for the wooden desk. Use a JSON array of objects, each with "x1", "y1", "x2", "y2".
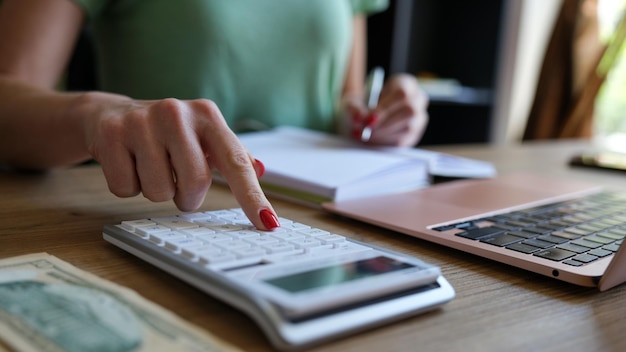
[{"x1": 1, "y1": 140, "x2": 625, "y2": 352}]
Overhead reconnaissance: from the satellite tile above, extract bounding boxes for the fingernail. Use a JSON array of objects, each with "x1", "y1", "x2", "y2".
[
  {"x1": 260, "y1": 209, "x2": 280, "y2": 230},
  {"x1": 254, "y1": 158, "x2": 265, "y2": 178},
  {"x1": 365, "y1": 113, "x2": 379, "y2": 127}
]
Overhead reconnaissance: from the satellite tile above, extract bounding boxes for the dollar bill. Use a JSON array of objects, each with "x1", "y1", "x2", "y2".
[{"x1": 0, "y1": 253, "x2": 241, "y2": 352}]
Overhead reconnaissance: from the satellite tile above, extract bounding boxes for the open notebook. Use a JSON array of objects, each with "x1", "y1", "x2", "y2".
[
  {"x1": 323, "y1": 173, "x2": 626, "y2": 291},
  {"x1": 226, "y1": 127, "x2": 495, "y2": 207}
]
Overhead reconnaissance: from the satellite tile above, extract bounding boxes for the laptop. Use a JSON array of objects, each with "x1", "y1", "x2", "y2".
[{"x1": 323, "y1": 173, "x2": 626, "y2": 291}]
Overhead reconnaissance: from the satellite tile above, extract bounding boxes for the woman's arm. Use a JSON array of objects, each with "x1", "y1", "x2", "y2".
[
  {"x1": 342, "y1": 15, "x2": 367, "y2": 100},
  {"x1": 0, "y1": 0, "x2": 90, "y2": 168},
  {"x1": 0, "y1": 0, "x2": 279, "y2": 229}
]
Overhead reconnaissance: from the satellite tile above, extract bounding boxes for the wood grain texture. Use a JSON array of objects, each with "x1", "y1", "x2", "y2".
[{"x1": 1, "y1": 140, "x2": 625, "y2": 352}]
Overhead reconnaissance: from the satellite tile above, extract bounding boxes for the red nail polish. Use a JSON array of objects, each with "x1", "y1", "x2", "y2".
[
  {"x1": 260, "y1": 209, "x2": 280, "y2": 229},
  {"x1": 254, "y1": 158, "x2": 265, "y2": 178},
  {"x1": 365, "y1": 113, "x2": 379, "y2": 127}
]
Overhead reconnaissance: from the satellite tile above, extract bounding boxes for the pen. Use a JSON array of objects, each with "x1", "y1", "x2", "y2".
[{"x1": 360, "y1": 66, "x2": 385, "y2": 142}]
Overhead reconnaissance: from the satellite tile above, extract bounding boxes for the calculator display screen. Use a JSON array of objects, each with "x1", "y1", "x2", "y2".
[{"x1": 264, "y1": 256, "x2": 414, "y2": 293}]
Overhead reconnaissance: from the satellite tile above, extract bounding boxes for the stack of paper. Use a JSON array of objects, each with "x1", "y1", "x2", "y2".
[
  {"x1": 236, "y1": 127, "x2": 431, "y2": 206},
  {"x1": 221, "y1": 127, "x2": 496, "y2": 207}
]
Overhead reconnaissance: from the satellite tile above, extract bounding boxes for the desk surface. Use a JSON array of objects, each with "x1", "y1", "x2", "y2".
[{"x1": 1, "y1": 140, "x2": 625, "y2": 352}]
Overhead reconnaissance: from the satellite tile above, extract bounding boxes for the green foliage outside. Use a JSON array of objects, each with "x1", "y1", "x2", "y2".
[{"x1": 594, "y1": 0, "x2": 626, "y2": 145}]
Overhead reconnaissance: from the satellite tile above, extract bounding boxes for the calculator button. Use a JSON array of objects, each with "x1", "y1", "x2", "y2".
[
  {"x1": 116, "y1": 224, "x2": 148, "y2": 238},
  {"x1": 229, "y1": 218, "x2": 255, "y2": 226},
  {"x1": 136, "y1": 225, "x2": 174, "y2": 236},
  {"x1": 180, "y1": 227, "x2": 217, "y2": 236},
  {"x1": 297, "y1": 228, "x2": 331, "y2": 237},
  {"x1": 178, "y1": 212, "x2": 212, "y2": 221},
  {"x1": 244, "y1": 236, "x2": 280, "y2": 246},
  {"x1": 197, "y1": 233, "x2": 234, "y2": 243},
  {"x1": 215, "y1": 240, "x2": 252, "y2": 251},
  {"x1": 151, "y1": 217, "x2": 198, "y2": 230},
  {"x1": 206, "y1": 223, "x2": 246, "y2": 231},
  {"x1": 270, "y1": 231, "x2": 306, "y2": 241},
  {"x1": 189, "y1": 245, "x2": 222, "y2": 256},
  {"x1": 261, "y1": 242, "x2": 296, "y2": 254},
  {"x1": 288, "y1": 237, "x2": 322, "y2": 248},
  {"x1": 316, "y1": 234, "x2": 346, "y2": 244},
  {"x1": 194, "y1": 220, "x2": 229, "y2": 228},
  {"x1": 232, "y1": 247, "x2": 268, "y2": 259},
  {"x1": 278, "y1": 220, "x2": 310, "y2": 231},
  {"x1": 228, "y1": 229, "x2": 262, "y2": 238},
  {"x1": 164, "y1": 238, "x2": 204, "y2": 252},
  {"x1": 181, "y1": 245, "x2": 221, "y2": 260},
  {"x1": 205, "y1": 209, "x2": 240, "y2": 218},
  {"x1": 148, "y1": 232, "x2": 186, "y2": 245},
  {"x1": 303, "y1": 244, "x2": 335, "y2": 255},
  {"x1": 121, "y1": 219, "x2": 156, "y2": 231}
]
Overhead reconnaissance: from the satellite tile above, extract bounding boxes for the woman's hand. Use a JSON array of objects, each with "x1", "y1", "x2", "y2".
[
  {"x1": 346, "y1": 74, "x2": 429, "y2": 147},
  {"x1": 79, "y1": 92, "x2": 279, "y2": 230}
]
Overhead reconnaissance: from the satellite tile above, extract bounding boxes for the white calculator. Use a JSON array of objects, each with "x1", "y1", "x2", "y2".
[{"x1": 103, "y1": 208, "x2": 455, "y2": 350}]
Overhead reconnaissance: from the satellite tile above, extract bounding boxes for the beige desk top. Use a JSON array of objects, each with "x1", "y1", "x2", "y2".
[{"x1": 1, "y1": 139, "x2": 625, "y2": 352}]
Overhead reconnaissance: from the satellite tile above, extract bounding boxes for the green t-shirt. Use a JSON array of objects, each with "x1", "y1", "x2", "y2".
[{"x1": 71, "y1": 0, "x2": 388, "y2": 133}]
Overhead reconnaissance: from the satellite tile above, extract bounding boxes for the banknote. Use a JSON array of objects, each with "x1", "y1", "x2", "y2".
[{"x1": 0, "y1": 253, "x2": 240, "y2": 352}]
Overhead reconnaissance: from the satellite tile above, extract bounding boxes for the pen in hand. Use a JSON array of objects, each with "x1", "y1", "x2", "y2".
[{"x1": 360, "y1": 66, "x2": 385, "y2": 142}]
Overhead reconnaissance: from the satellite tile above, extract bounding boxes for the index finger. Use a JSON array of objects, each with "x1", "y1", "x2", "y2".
[{"x1": 197, "y1": 107, "x2": 279, "y2": 230}]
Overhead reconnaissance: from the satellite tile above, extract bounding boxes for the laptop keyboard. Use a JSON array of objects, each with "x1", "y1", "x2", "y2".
[{"x1": 433, "y1": 192, "x2": 626, "y2": 266}]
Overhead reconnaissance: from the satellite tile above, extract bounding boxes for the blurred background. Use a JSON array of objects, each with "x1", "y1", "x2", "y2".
[
  {"x1": 66, "y1": 0, "x2": 625, "y2": 148},
  {"x1": 366, "y1": 0, "x2": 626, "y2": 148}
]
